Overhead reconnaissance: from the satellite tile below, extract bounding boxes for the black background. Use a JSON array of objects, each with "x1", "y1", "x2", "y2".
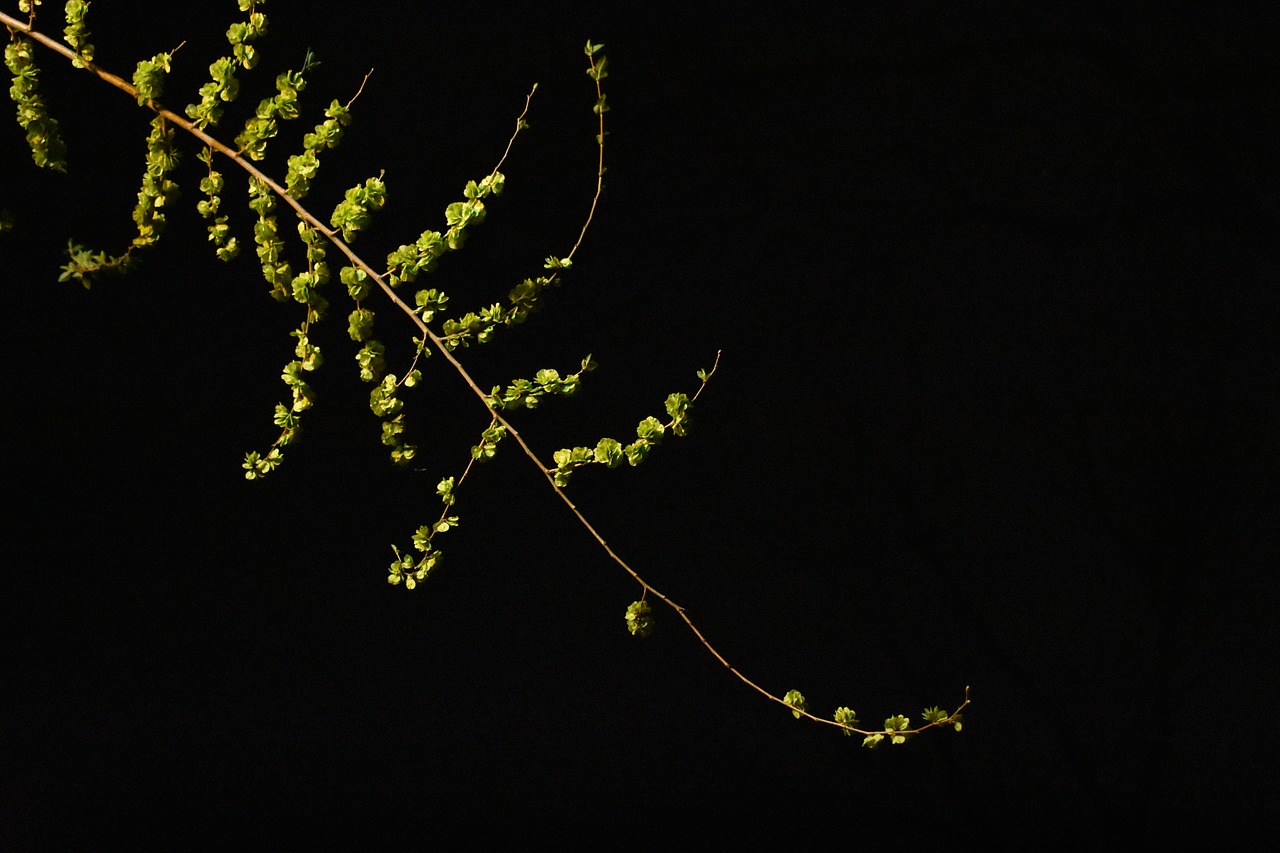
[{"x1": 2, "y1": 1, "x2": 1276, "y2": 844}]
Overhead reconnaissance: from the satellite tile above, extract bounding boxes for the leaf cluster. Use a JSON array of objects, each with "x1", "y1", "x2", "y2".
[
  {"x1": 234, "y1": 64, "x2": 307, "y2": 161},
  {"x1": 782, "y1": 688, "x2": 969, "y2": 748},
  {"x1": 131, "y1": 115, "x2": 181, "y2": 248},
  {"x1": 61, "y1": 0, "x2": 89, "y2": 67},
  {"x1": 329, "y1": 172, "x2": 385, "y2": 242},
  {"x1": 624, "y1": 599, "x2": 653, "y2": 637},
  {"x1": 196, "y1": 146, "x2": 240, "y2": 261},
  {"x1": 249, "y1": 176, "x2": 292, "y2": 299},
  {"x1": 186, "y1": 3, "x2": 265, "y2": 129},
  {"x1": 548, "y1": 389, "x2": 697, "y2": 487},
  {"x1": 57, "y1": 240, "x2": 132, "y2": 287},
  {"x1": 132, "y1": 50, "x2": 172, "y2": 106},
  {"x1": 4, "y1": 32, "x2": 66, "y2": 170},
  {"x1": 286, "y1": 98, "x2": 349, "y2": 198},
  {"x1": 486, "y1": 355, "x2": 596, "y2": 413}
]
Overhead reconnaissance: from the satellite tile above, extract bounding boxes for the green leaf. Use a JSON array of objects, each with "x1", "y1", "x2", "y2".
[
  {"x1": 436, "y1": 477, "x2": 456, "y2": 506},
  {"x1": 593, "y1": 437, "x2": 623, "y2": 468},
  {"x1": 132, "y1": 52, "x2": 172, "y2": 105},
  {"x1": 833, "y1": 706, "x2": 859, "y2": 734},
  {"x1": 348, "y1": 308, "x2": 375, "y2": 342},
  {"x1": 783, "y1": 689, "x2": 807, "y2": 719},
  {"x1": 623, "y1": 440, "x2": 650, "y2": 467},
  {"x1": 624, "y1": 600, "x2": 653, "y2": 637},
  {"x1": 586, "y1": 55, "x2": 609, "y2": 82},
  {"x1": 636, "y1": 416, "x2": 665, "y2": 441},
  {"x1": 885, "y1": 714, "x2": 910, "y2": 744}
]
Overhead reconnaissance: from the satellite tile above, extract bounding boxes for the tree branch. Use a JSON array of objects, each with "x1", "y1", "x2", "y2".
[{"x1": 3, "y1": 6, "x2": 968, "y2": 743}]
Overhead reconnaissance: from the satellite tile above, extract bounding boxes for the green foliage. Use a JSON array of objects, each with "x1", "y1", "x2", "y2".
[
  {"x1": 487, "y1": 359, "x2": 591, "y2": 412},
  {"x1": 436, "y1": 476, "x2": 456, "y2": 506},
  {"x1": 242, "y1": 447, "x2": 282, "y2": 480},
  {"x1": 0, "y1": 3, "x2": 969, "y2": 751},
  {"x1": 347, "y1": 307, "x2": 374, "y2": 342},
  {"x1": 234, "y1": 64, "x2": 310, "y2": 161},
  {"x1": 248, "y1": 176, "x2": 291, "y2": 300},
  {"x1": 131, "y1": 114, "x2": 181, "y2": 248},
  {"x1": 53, "y1": 105, "x2": 181, "y2": 287},
  {"x1": 132, "y1": 51, "x2": 173, "y2": 106},
  {"x1": 885, "y1": 714, "x2": 910, "y2": 745},
  {"x1": 187, "y1": 55, "x2": 241, "y2": 129},
  {"x1": 471, "y1": 421, "x2": 506, "y2": 461},
  {"x1": 833, "y1": 706, "x2": 859, "y2": 734},
  {"x1": 624, "y1": 600, "x2": 653, "y2": 637},
  {"x1": 292, "y1": 220, "x2": 330, "y2": 315},
  {"x1": 387, "y1": 539, "x2": 442, "y2": 590},
  {"x1": 61, "y1": 0, "x2": 91, "y2": 68},
  {"x1": 547, "y1": 364, "x2": 710, "y2": 487},
  {"x1": 386, "y1": 230, "x2": 447, "y2": 289},
  {"x1": 58, "y1": 240, "x2": 132, "y2": 287},
  {"x1": 185, "y1": 3, "x2": 267, "y2": 129},
  {"x1": 4, "y1": 32, "x2": 67, "y2": 171},
  {"x1": 413, "y1": 287, "x2": 447, "y2": 321},
  {"x1": 225, "y1": 1, "x2": 266, "y2": 70},
  {"x1": 783, "y1": 689, "x2": 807, "y2": 719},
  {"x1": 329, "y1": 172, "x2": 386, "y2": 242},
  {"x1": 354, "y1": 339, "x2": 384, "y2": 379},
  {"x1": 287, "y1": 98, "x2": 349, "y2": 198}
]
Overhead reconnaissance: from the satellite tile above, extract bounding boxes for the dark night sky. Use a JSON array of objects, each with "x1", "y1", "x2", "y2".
[{"x1": 2, "y1": 1, "x2": 1277, "y2": 844}]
